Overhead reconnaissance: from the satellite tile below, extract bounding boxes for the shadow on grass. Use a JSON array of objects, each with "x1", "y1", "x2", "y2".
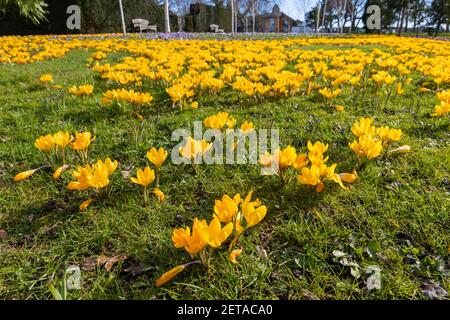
[{"x1": 403, "y1": 120, "x2": 450, "y2": 140}]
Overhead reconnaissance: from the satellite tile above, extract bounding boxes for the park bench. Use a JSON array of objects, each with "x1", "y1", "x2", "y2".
[
  {"x1": 132, "y1": 19, "x2": 157, "y2": 33},
  {"x1": 210, "y1": 24, "x2": 225, "y2": 33}
]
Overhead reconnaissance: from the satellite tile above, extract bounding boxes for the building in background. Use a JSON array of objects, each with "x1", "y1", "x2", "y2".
[{"x1": 254, "y1": 5, "x2": 294, "y2": 33}]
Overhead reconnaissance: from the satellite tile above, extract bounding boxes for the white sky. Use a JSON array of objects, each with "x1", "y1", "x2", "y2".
[{"x1": 279, "y1": 0, "x2": 315, "y2": 21}]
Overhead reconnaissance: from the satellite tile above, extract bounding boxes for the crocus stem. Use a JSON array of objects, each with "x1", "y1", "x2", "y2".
[
  {"x1": 279, "y1": 169, "x2": 286, "y2": 185},
  {"x1": 36, "y1": 164, "x2": 51, "y2": 171},
  {"x1": 192, "y1": 162, "x2": 199, "y2": 175},
  {"x1": 143, "y1": 186, "x2": 148, "y2": 205},
  {"x1": 384, "y1": 87, "x2": 392, "y2": 109},
  {"x1": 184, "y1": 261, "x2": 202, "y2": 268},
  {"x1": 383, "y1": 142, "x2": 391, "y2": 159},
  {"x1": 199, "y1": 250, "x2": 208, "y2": 266},
  {"x1": 156, "y1": 168, "x2": 160, "y2": 187}
]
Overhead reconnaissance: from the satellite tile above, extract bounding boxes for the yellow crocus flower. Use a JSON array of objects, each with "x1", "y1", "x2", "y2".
[
  {"x1": 242, "y1": 191, "x2": 267, "y2": 228},
  {"x1": 130, "y1": 167, "x2": 155, "y2": 187},
  {"x1": 351, "y1": 118, "x2": 375, "y2": 137},
  {"x1": 292, "y1": 153, "x2": 309, "y2": 170},
  {"x1": 240, "y1": 121, "x2": 254, "y2": 133},
  {"x1": 172, "y1": 227, "x2": 190, "y2": 249},
  {"x1": 68, "y1": 165, "x2": 92, "y2": 190},
  {"x1": 39, "y1": 74, "x2": 53, "y2": 84},
  {"x1": 87, "y1": 165, "x2": 110, "y2": 189},
  {"x1": 184, "y1": 218, "x2": 208, "y2": 254},
  {"x1": 71, "y1": 131, "x2": 95, "y2": 151},
  {"x1": 214, "y1": 194, "x2": 239, "y2": 223},
  {"x1": 35, "y1": 134, "x2": 55, "y2": 152},
  {"x1": 147, "y1": 147, "x2": 168, "y2": 168},
  {"x1": 205, "y1": 218, "x2": 233, "y2": 248},
  {"x1": 297, "y1": 165, "x2": 322, "y2": 187},
  {"x1": 349, "y1": 135, "x2": 383, "y2": 160},
  {"x1": 53, "y1": 131, "x2": 71, "y2": 148}
]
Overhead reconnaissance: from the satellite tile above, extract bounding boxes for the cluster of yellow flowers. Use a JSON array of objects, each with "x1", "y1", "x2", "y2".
[
  {"x1": 179, "y1": 137, "x2": 213, "y2": 161},
  {"x1": 92, "y1": 58, "x2": 143, "y2": 86},
  {"x1": 2, "y1": 36, "x2": 449, "y2": 93},
  {"x1": 15, "y1": 130, "x2": 113, "y2": 210},
  {"x1": 89, "y1": 51, "x2": 107, "y2": 62},
  {"x1": 101, "y1": 88, "x2": 153, "y2": 106},
  {"x1": 130, "y1": 147, "x2": 168, "y2": 203},
  {"x1": 319, "y1": 87, "x2": 341, "y2": 100},
  {"x1": 18, "y1": 131, "x2": 171, "y2": 210},
  {"x1": 156, "y1": 191, "x2": 267, "y2": 287},
  {"x1": 68, "y1": 84, "x2": 94, "y2": 96},
  {"x1": 203, "y1": 111, "x2": 256, "y2": 134},
  {"x1": 68, "y1": 158, "x2": 118, "y2": 210},
  {"x1": 203, "y1": 112, "x2": 236, "y2": 130},
  {"x1": 259, "y1": 142, "x2": 357, "y2": 193},
  {"x1": 371, "y1": 71, "x2": 397, "y2": 86},
  {"x1": 39, "y1": 74, "x2": 53, "y2": 84},
  {"x1": 432, "y1": 90, "x2": 450, "y2": 117},
  {"x1": 35, "y1": 130, "x2": 95, "y2": 163},
  {"x1": 68, "y1": 158, "x2": 118, "y2": 190},
  {"x1": 349, "y1": 118, "x2": 409, "y2": 160},
  {"x1": 20, "y1": 36, "x2": 449, "y2": 121},
  {"x1": 57, "y1": 36, "x2": 447, "y2": 111},
  {"x1": 297, "y1": 142, "x2": 357, "y2": 193}
]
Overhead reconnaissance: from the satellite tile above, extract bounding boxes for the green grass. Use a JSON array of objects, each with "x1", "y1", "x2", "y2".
[{"x1": 0, "y1": 46, "x2": 449, "y2": 300}]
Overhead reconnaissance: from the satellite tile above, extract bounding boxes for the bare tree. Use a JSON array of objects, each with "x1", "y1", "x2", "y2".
[
  {"x1": 322, "y1": 0, "x2": 328, "y2": 27},
  {"x1": 164, "y1": 0, "x2": 171, "y2": 32},
  {"x1": 231, "y1": 0, "x2": 235, "y2": 32},
  {"x1": 341, "y1": 0, "x2": 347, "y2": 33},
  {"x1": 172, "y1": 0, "x2": 191, "y2": 31},
  {"x1": 316, "y1": 0, "x2": 321, "y2": 34},
  {"x1": 349, "y1": 0, "x2": 363, "y2": 33},
  {"x1": 397, "y1": 0, "x2": 407, "y2": 36},
  {"x1": 248, "y1": 0, "x2": 259, "y2": 32}
]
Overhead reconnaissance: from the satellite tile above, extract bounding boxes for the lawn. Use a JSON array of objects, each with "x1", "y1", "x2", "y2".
[{"x1": 0, "y1": 34, "x2": 449, "y2": 300}]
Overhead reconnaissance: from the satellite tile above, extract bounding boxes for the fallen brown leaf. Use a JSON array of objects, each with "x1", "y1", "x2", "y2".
[
  {"x1": 97, "y1": 254, "x2": 128, "y2": 272},
  {"x1": 0, "y1": 229, "x2": 7, "y2": 240},
  {"x1": 82, "y1": 257, "x2": 97, "y2": 271}
]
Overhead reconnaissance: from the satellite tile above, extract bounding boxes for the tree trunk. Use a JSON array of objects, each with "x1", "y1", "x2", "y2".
[
  {"x1": 342, "y1": 0, "x2": 348, "y2": 33},
  {"x1": 316, "y1": 5, "x2": 321, "y2": 35},
  {"x1": 236, "y1": 9, "x2": 238, "y2": 32},
  {"x1": 435, "y1": 18, "x2": 442, "y2": 37},
  {"x1": 397, "y1": 5, "x2": 405, "y2": 36},
  {"x1": 413, "y1": 13, "x2": 417, "y2": 32},
  {"x1": 322, "y1": 0, "x2": 328, "y2": 29},
  {"x1": 404, "y1": 2, "x2": 409, "y2": 32},
  {"x1": 351, "y1": 5, "x2": 356, "y2": 33},
  {"x1": 252, "y1": 13, "x2": 255, "y2": 32},
  {"x1": 231, "y1": 0, "x2": 235, "y2": 33},
  {"x1": 164, "y1": 0, "x2": 170, "y2": 33},
  {"x1": 177, "y1": 15, "x2": 184, "y2": 32},
  {"x1": 341, "y1": 0, "x2": 347, "y2": 33},
  {"x1": 118, "y1": 0, "x2": 127, "y2": 36}
]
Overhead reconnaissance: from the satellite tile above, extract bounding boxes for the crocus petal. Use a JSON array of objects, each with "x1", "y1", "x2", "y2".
[
  {"x1": 389, "y1": 145, "x2": 411, "y2": 154},
  {"x1": 79, "y1": 198, "x2": 94, "y2": 211},
  {"x1": 14, "y1": 169, "x2": 37, "y2": 182},
  {"x1": 155, "y1": 264, "x2": 186, "y2": 287},
  {"x1": 229, "y1": 249, "x2": 243, "y2": 264}
]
